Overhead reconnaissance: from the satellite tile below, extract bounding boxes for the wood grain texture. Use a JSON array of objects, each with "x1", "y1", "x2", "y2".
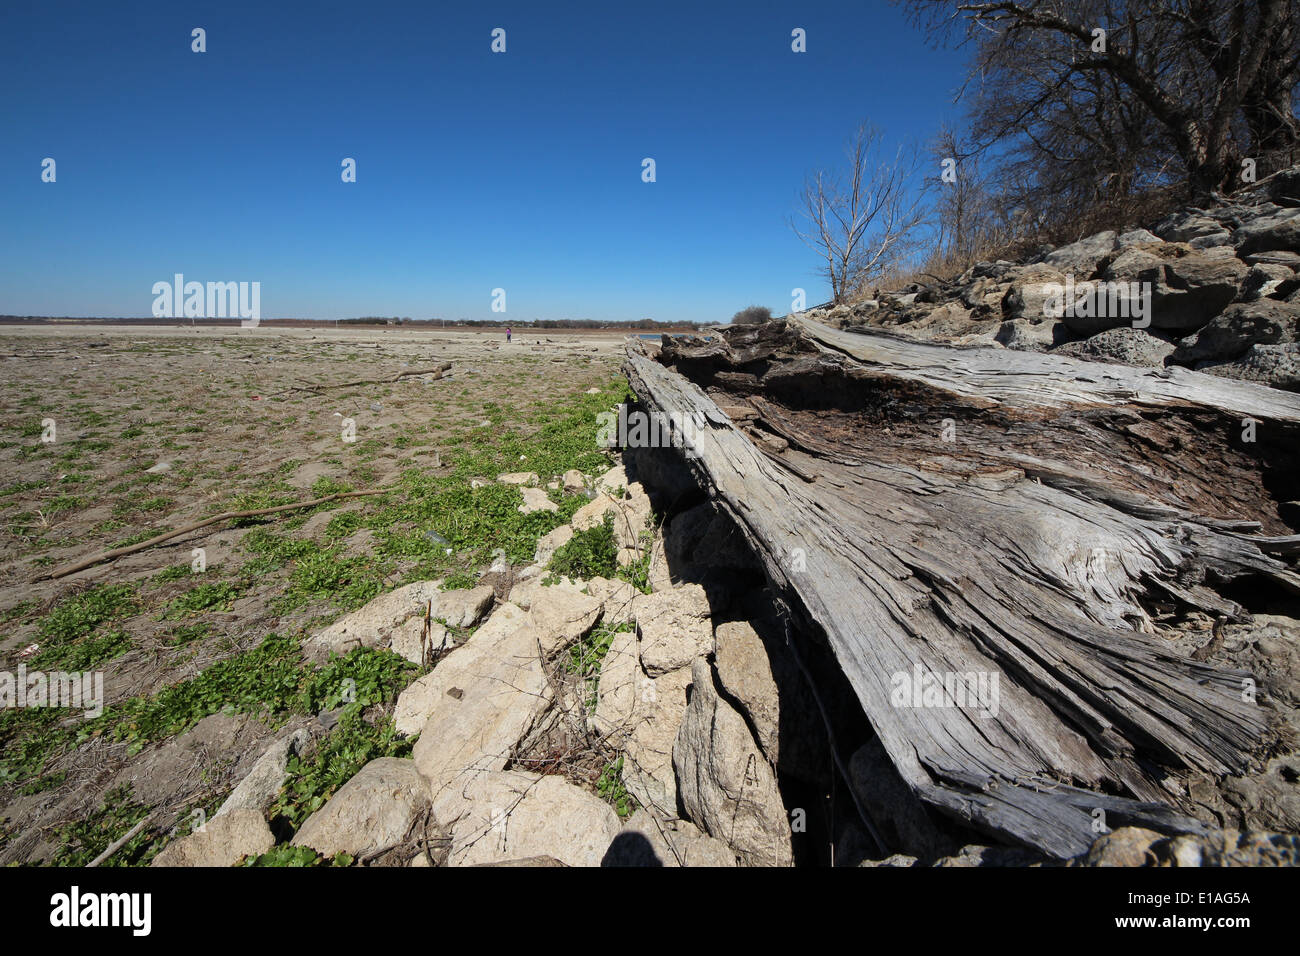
[{"x1": 626, "y1": 320, "x2": 1298, "y2": 858}]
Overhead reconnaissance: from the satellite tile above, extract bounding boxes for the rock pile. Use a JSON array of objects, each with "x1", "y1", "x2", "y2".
[
  {"x1": 152, "y1": 463, "x2": 798, "y2": 866},
  {"x1": 809, "y1": 166, "x2": 1300, "y2": 390},
  {"x1": 153, "y1": 451, "x2": 1300, "y2": 866}
]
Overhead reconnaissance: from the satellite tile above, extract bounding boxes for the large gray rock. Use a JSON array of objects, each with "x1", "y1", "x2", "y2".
[
  {"x1": 746, "y1": 597, "x2": 842, "y2": 782},
  {"x1": 711, "y1": 618, "x2": 828, "y2": 784},
  {"x1": 1188, "y1": 230, "x2": 1234, "y2": 249},
  {"x1": 291, "y1": 758, "x2": 430, "y2": 860},
  {"x1": 431, "y1": 771, "x2": 621, "y2": 867},
  {"x1": 1234, "y1": 208, "x2": 1300, "y2": 256},
  {"x1": 532, "y1": 524, "x2": 574, "y2": 565},
  {"x1": 304, "y1": 580, "x2": 440, "y2": 662},
  {"x1": 994, "y1": 318, "x2": 1067, "y2": 351},
  {"x1": 583, "y1": 576, "x2": 638, "y2": 621},
  {"x1": 1103, "y1": 245, "x2": 1248, "y2": 331},
  {"x1": 1244, "y1": 250, "x2": 1300, "y2": 269},
  {"x1": 604, "y1": 809, "x2": 737, "y2": 866},
  {"x1": 1054, "y1": 327, "x2": 1177, "y2": 368},
  {"x1": 1001, "y1": 265, "x2": 1068, "y2": 320},
  {"x1": 1153, "y1": 210, "x2": 1221, "y2": 243},
  {"x1": 1201, "y1": 343, "x2": 1300, "y2": 390},
  {"x1": 398, "y1": 604, "x2": 552, "y2": 781},
  {"x1": 632, "y1": 584, "x2": 713, "y2": 677},
  {"x1": 508, "y1": 573, "x2": 583, "y2": 610},
  {"x1": 593, "y1": 628, "x2": 640, "y2": 734},
  {"x1": 528, "y1": 587, "x2": 603, "y2": 655},
  {"x1": 562, "y1": 469, "x2": 587, "y2": 493},
  {"x1": 215, "y1": 729, "x2": 311, "y2": 818},
  {"x1": 1171, "y1": 300, "x2": 1300, "y2": 364},
  {"x1": 434, "y1": 586, "x2": 498, "y2": 629},
  {"x1": 1240, "y1": 263, "x2": 1299, "y2": 301},
  {"x1": 303, "y1": 582, "x2": 494, "y2": 663},
  {"x1": 672, "y1": 659, "x2": 793, "y2": 867},
  {"x1": 713, "y1": 621, "x2": 782, "y2": 761},
  {"x1": 1040, "y1": 231, "x2": 1116, "y2": 276},
  {"x1": 571, "y1": 493, "x2": 619, "y2": 531},
  {"x1": 592, "y1": 627, "x2": 693, "y2": 814},
  {"x1": 517, "y1": 486, "x2": 558, "y2": 514},
  {"x1": 151, "y1": 809, "x2": 275, "y2": 867},
  {"x1": 960, "y1": 275, "x2": 1011, "y2": 317},
  {"x1": 496, "y1": 471, "x2": 539, "y2": 486}
]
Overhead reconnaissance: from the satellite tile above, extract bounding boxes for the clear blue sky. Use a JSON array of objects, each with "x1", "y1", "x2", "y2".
[{"x1": 0, "y1": 0, "x2": 966, "y2": 323}]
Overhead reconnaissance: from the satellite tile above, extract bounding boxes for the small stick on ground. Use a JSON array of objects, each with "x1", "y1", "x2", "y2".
[
  {"x1": 281, "y1": 363, "x2": 452, "y2": 393},
  {"x1": 87, "y1": 813, "x2": 154, "y2": 868},
  {"x1": 38, "y1": 489, "x2": 392, "y2": 581}
]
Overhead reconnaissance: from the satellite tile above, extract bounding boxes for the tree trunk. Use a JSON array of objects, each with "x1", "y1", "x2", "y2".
[{"x1": 625, "y1": 318, "x2": 1300, "y2": 858}]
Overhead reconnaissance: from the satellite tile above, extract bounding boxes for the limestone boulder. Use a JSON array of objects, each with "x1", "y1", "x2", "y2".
[
  {"x1": 528, "y1": 587, "x2": 603, "y2": 655},
  {"x1": 395, "y1": 604, "x2": 551, "y2": 777},
  {"x1": 994, "y1": 318, "x2": 1067, "y2": 351},
  {"x1": 432, "y1": 771, "x2": 621, "y2": 867},
  {"x1": 603, "y1": 809, "x2": 737, "y2": 866},
  {"x1": 517, "y1": 487, "x2": 558, "y2": 514},
  {"x1": 1200, "y1": 343, "x2": 1300, "y2": 390},
  {"x1": 496, "y1": 472, "x2": 539, "y2": 486},
  {"x1": 632, "y1": 584, "x2": 713, "y2": 677},
  {"x1": 562, "y1": 469, "x2": 586, "y2": 494},
  {"x1": 303, "y1": 580, "x2": 440, "y2": 662},
  {"x1": 303, "y1": 582, "x2": 493, "y2": 663},
  {"x1": 1040, "y1": 231, "x2": 1116, "y2": 276},
  {"x1": 672, "y1": 659, "x2": 793, "y2": 867},
  {"x1": 1234, "y1": 208, "x2": 1300, "y2": 256},
  {"x1": 1171, "y1": 300, "x2": 1299, "y2": 364},
  {"x1": 1000, "y1": 265, "x2": 1068, "y2": 321},
  {"x1": 291, "y1": 758, "x2": 430, "y2": 860},
  {"x1": 594, "y1": 638, "x2": 692, "y2": 815},
  {"x1": 215, "y1": 729, "x2": 311, "y2": 818},
  {"x1": 1054, "y1": 327, "x2": 1176, "y2": 368},
  {"x1": 151, "y1": 809, "x2": 274, "y2": 867}
]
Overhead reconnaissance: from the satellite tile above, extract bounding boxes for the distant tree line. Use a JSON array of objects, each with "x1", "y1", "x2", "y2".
[{"x1": 0, "y1": 315, "x2": 704, "y2": 330}]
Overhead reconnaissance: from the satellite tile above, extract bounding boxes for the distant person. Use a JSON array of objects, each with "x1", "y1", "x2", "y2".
[{"x1": 505, "y1": 326, "x2": 512, "y2": 344}]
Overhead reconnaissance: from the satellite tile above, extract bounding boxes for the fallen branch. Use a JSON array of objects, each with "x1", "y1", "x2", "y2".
[
  {"x1": 87, "y1": 813, "x2": 153, "y2": 868},
  {"x1": 283, "y1": 363, "x2": 452, "y2": 393},
  {"x1": 627, "y1": 319, "x2": 1300, "y2": 858},
  {"x1": 38, "y1": 489, "x2": 392, "y2": 581}
]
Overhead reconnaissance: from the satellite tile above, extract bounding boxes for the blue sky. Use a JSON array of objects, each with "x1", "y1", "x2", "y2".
[{"x1": 0, "y1": 1, "x2": 967, "y2": 323}]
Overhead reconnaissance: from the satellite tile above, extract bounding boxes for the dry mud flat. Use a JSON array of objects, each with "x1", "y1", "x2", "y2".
[
  {"x1": 0, "y1": 324, "x2": 625, "y2": 864},
  {"x1": 4, "y1": 322, "x2": 1297, "y2": 868}
]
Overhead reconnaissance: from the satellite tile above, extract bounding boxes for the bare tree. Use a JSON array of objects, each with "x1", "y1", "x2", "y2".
[
  {"x1": 925, "y1": 124, "x2": 1012, "y2": 271},
  {"x1": 791, "y1": 123, "x2": 926, "y2": 304},
  {"x1": 903, "y1": 0, "x2": 1300, "y2": 195}
]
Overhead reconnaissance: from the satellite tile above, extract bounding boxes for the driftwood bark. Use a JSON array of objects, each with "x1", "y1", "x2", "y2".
[{"x1": 625, "y1": 318, "x2": 1300, "y2": 859}]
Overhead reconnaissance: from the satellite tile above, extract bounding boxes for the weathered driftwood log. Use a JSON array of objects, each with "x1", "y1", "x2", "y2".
[{"x1": 625, "y1": 319, "x2": 1300, "y2": 859}]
